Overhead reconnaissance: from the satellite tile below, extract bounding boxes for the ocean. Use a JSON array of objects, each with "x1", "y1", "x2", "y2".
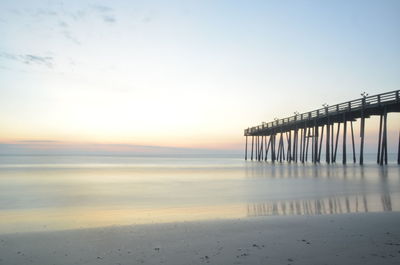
[{"x1": 0, "y1": 154, "x2": 399, "y2": 234}]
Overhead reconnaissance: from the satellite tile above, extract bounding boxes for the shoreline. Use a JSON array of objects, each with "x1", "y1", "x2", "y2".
[{"x1": 1, "y1": 212, "x2": 400, "y2": 265}]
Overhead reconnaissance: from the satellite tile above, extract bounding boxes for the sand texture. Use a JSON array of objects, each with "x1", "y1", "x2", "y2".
[{"x1": 1, "y1": 212, "x2": 400, "y2": 265}]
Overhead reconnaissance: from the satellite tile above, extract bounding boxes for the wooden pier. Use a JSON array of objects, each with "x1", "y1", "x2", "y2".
[{"x1": 244, "y1": 90, "x2": 400, "y2": 165}]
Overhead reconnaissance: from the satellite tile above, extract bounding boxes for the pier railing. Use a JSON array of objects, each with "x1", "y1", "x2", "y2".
[{"x1": 245, "y1": 90, "x2": 400, "y2": 135}]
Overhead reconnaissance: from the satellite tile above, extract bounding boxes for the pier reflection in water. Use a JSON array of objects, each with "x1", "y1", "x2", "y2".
[
  {"x1": 245, "y1": 160, "x2": 400, "y2": 217},
  {"x1": 247, "y1": 194, "x2": 397, "y2": 217}
]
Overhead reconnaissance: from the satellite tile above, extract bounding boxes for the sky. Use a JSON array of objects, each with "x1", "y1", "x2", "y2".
[{"x1": 0, "y1": 0, "x2": 399, "y2": 154}]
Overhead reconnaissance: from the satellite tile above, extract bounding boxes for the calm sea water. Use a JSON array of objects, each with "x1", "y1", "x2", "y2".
[{"x1": 0, "y1": 154, "x2": 399, "y2": 233}]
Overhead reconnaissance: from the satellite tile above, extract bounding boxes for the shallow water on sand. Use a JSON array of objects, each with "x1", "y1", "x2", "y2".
[{"x1": 0, "y1": 154, "x2": 399, "y2": 233}]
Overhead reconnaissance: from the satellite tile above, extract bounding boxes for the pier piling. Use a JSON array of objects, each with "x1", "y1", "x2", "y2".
[
  {"x1": 343, "y1": 114, "x2": 347, "y2": 165},
  {"x1": 377, "y1": 115, "x2": 383, "y2": 164},
  {"x1": 334, "y1": 123, "x2": 340, "y2": 163},
  {"x1": 251, "y1": 136, "x2": 254, "y2": 161},
  {"x1": 326, "y1": 122, "x2": 330, "y2": 164},
  {"x1": 398, "y1": 132, "x2": 400, "y2": 165},
  {"x1": 360, "y1": 114, "x2": 365, "y2": 165},
  {"x1": 351, "y1": 121, "x2": 356, "y2": 163},
  {"x1": 318, "y1": 125, "x2": 324, "y2": 162},
  {"x1": 245, "y1": 136, "x2": 248, "y2": 160}
]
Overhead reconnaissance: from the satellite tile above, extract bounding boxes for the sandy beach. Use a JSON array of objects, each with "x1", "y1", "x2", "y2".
[{"x1": 1, "y1": 212, "x2": 400, "y2": 265}]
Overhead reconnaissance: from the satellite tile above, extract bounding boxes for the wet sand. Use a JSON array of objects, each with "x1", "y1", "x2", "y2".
[{"x1": 1, "y1": 212, "x2": 400, "y2": 265}]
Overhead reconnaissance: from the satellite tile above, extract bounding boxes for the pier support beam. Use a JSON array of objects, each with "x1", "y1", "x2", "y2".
[
  {"x1": 276, "y1": 133, "x2": 282, "y2": 162},
  {"x1": 380, "y1": 108, "x2": 388, "y2": 165},
  {"x1": 305, "y1": 128, "x2": 311, "y2": 162},
  {"x1": 280, "y1": 132, "x2": 285, "y2": 162},
  {"x1": 276, "y1": 135, "x2": 280, "y2": 161},
  {"x1": 265, "y1": 136, "x2": 268, "y2": 160},
  {"x1": 294, "y1": 128, "x2": 299, "y2": 162},
  {"x1": 261, "y1": 136, "x2": 264, "y2": 160},
  {"x1": 311, "y1": 127, "x2": 315, "y2": 163},
  {"x1": 270, "y1": 135, "x2": 273, "y2": 162},
  {"x1": 256, "y1": 136, "x2": 259, "y2": 161},
  {"x1": 274, "y1": 134, "x2": 277, "y2": 162},
  {"x1": 326, "y1": 122, "x2": 330, "y2": 164},
  {"x1": 258, "y1": 136, "x2": 264, "y2": 161},
  {"x1": 318, "y1": 125, "x2": 324, "y2": 162},
  {"x1": 271, "y1": 134, "x2": 276, "y2": 162},
  {"x1": 398, "y1": 132, "x2": 400, "y2": 165},
  {"x1": 351, "y1": 121, "x2": 356, "y2": 163},
  {"x1": 265, "y1": 136, "x2": 271, "y2": 161},
  {"x1": 255, "y1": 136, "x2": 257, "y2": 161},
  {"x1": 331, "y1": 123, "x2": 334, "y2": 163},
  {"x1": 377, "y1": 115, "x2": 383, "y2": 164},
  {"x1": 251, "y1": 136, "x2": 254, "y2": 161},
  {"x1": 296, "y1": 128, "x2": 299, "y2": 162},
  {"x1": 334, "y1": 123, "x2": 341, "y2": 163},
  {"x1": 245, "y1": 136, "x2": 248, "y2": 160},
  {"x1": 314, "y1": 124, "x2": 319, "y2": 164},
  {"x1": 380, "y1": 109, "x2": 388, "y2": 165},
  {"x1": 290, "y1": 131, "x2": 293, "y2": 162},
  {"x1": 360, "y1": 114, "x2": 365, "y2": 165},
  {"x1": 343, "y1": 114, "x2": 347, "y2": 165},
  {"x1": 301, "y1": 127, "x2": 305, "y2": 163},
  {"x1": 285, "y1": 132, "x2": 289, "y2": 162}
]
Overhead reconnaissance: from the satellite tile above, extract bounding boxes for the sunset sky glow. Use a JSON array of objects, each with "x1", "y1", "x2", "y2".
[{"x1": 0, "y1": 0, "x2": 399, "y2": 154}]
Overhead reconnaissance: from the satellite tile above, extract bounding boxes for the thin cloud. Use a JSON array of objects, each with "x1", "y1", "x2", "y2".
[
  {"x1": 90, "y1": 4, "x2": 117, "y2": 24},
  {"x1": 16, "y1": 140, "x2": 61, "y2": 143},
  {"x1": 0, "y1": 52, "x2": 54, "y2": 68},
  {"x1": 61, "y1": 30, "x2": 81, "y2": 45},
  {"x1": 58, "y1": 21, "x2": 68, "y2": 28},
  {"x1": 22, "y1": 54, "x2": 53, "y2": 67},
  {"x1": 66, "y1": 10, "x2": 86, "y2": 21},
  {"x1": 35, "y1": 9, "x2": 58, "y2": 17},
  {"x1": 103, "y1": 15, "x2": 116, "y2": 23},
  {"x1": 0, "y1": 53, "x2": 17, "y2": 60},
  {"x1": 92, "y1": 5, "x2": 113, "y2": 13},
  {"x1": 142, "y1": 17, "x2": 152, "y2": 23}
]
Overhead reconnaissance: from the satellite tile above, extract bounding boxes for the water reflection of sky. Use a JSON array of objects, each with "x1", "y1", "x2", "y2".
[{"x1": 0, "y1": 156, "x2": 399, "y2": 233}]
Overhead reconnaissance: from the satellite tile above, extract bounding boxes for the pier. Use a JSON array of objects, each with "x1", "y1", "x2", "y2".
[{"x1": 244, "y1": 90, "x2": 400, "y2": 165}]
